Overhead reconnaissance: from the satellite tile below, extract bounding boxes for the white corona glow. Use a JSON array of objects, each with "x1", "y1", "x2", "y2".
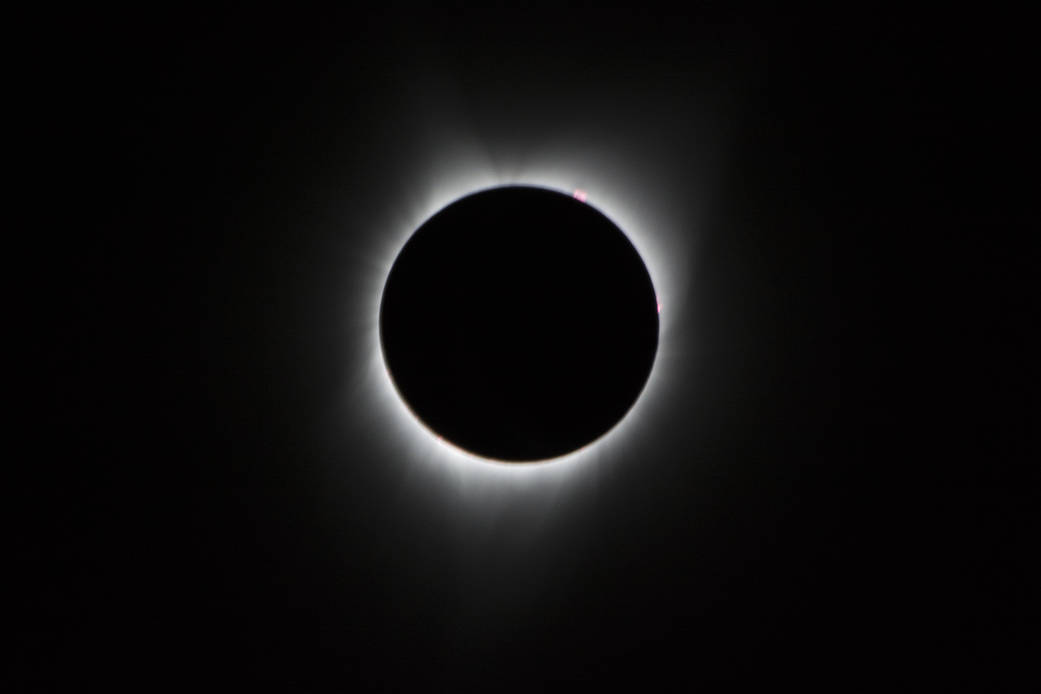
[{"x1": 341, "y1": 131, "x2": 704, "y2": 500}]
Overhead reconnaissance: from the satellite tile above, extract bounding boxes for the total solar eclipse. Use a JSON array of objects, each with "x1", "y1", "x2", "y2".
[{"x1": 379, "y1": 185, "x2": 659, "y2": 462}]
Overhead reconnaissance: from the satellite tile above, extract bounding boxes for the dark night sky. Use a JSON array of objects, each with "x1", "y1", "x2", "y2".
[{"x1": 29, "y1": 6, "x2": 1035, "y2": 688}]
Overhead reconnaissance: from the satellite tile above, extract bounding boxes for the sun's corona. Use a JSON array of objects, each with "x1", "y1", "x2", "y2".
[{"x1": 346, "y1": 153, "x2": 690, "y2": 492}]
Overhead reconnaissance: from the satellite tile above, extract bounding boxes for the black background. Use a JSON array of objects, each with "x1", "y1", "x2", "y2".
[{"x1": 29, "y1": 5, "x2": 1035, "y2": 688}]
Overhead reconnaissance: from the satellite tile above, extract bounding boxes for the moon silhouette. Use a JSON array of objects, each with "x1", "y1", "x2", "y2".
[{"x1": 379, "y1": 185, "x2": 659, "y2": 462}]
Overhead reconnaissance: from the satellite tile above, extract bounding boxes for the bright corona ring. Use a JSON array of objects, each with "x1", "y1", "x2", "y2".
[{"x1": 356, "y1": 158, "x2": 688, "y2": 488}]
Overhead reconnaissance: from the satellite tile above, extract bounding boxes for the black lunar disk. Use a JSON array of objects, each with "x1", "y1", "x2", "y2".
[{"x1": 379, "y1": 186, "x2": 659, "y2": 462}]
